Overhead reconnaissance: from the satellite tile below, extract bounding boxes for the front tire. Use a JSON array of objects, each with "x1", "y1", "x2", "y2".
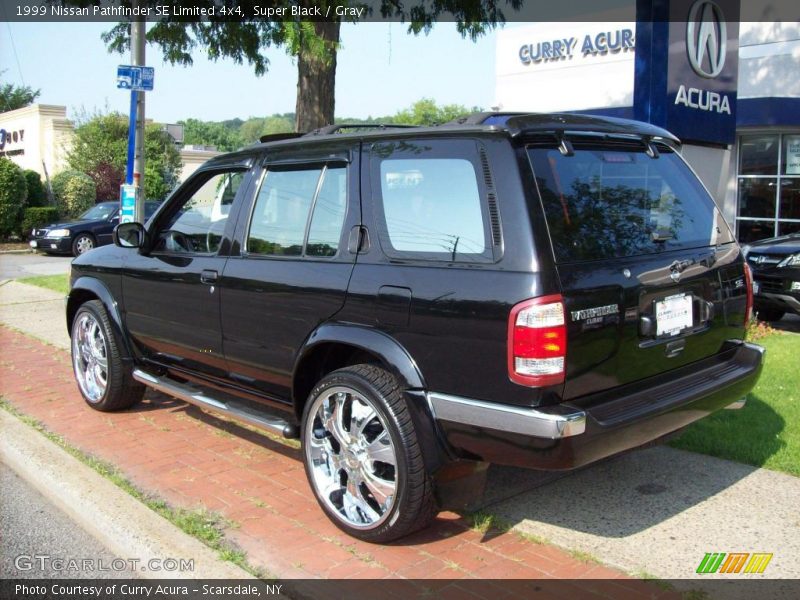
[
  {"x1": 301, "y1": 364, "x2": 437, "y2": 542},
  {"x1": 72, "y1": 233, "x2": 95, "y2": 256},
  {"x1": 71, "y1": 300, "x2": 144, "y2": 411}
]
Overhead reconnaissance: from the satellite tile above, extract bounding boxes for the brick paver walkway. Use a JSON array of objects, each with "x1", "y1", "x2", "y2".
[{"x1": 0, "y1": 325, "x2": 674, "y2": 597}]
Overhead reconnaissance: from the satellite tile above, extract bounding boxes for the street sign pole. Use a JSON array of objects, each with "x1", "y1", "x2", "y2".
[
  {"x1": 131, "y1": 8, "x2": 146, "y2": 223},
  {"x1": 125, "y1": 90, "x2": 137, "y2": 185}
]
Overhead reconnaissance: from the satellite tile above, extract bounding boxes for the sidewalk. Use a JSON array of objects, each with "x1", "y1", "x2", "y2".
[
  {"x1": 2, "y1": 281, "x2": 798, "y2": 595},
  {"x1": 0, "y1": 283, "x2": 650, "y2": 592}
]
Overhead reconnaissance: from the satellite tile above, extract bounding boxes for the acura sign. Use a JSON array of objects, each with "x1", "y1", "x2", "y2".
[
  {"x1": 633, "y1": 0, "x2": 739, "y2": 146},
  {"x1": 686, "y1": 0, "x2": 727, "y2": 78}
]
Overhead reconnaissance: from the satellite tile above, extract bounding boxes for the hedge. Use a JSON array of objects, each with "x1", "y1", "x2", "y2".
[
  {"x1": 23, "y1": 170, "x2": 48, "y2": 207},
  {"x1": 22, "y1": 207, "x2": 60, "y2": 237},
  {"x1": 0, "y1": 157, "x2": 27, "y2": 237}
]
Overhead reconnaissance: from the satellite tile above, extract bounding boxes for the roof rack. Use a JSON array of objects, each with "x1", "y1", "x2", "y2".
[
  {"x1": 306, "y1": 123, "x2": 420, "y2": 136},
  {"x1": 442, "y1": 112, "x2": 528, "y2": 126},
  {"x1": 258, "y1": 132, "x2": 305, "y2": 144}
]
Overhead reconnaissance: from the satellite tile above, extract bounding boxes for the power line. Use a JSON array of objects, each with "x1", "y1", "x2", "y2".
[{"x1": 4, "y1": 21, "x2": 27, "y2": 87}]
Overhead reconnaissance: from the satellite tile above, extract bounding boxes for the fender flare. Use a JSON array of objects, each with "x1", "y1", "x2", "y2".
[
  {"x1": 67, "y1": 276, "x2": 134, "y2": 361},
  {"x1": 295, "y1": 323, "x2": 426, "y2": 392},
  {"x1": 294, "y1": 323, "x2": 452, "y2": 472}
]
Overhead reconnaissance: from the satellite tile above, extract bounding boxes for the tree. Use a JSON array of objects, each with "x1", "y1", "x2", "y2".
[
  {"x1": 239, "y1": 115, "x2": 294, "y2": 144},
  {"x1": 51, "y1": 170, "x2": 96, "y2": 218},
  {"x1": 94, "y1": 1, "x2": 520, "y2": 131},
  {"x1": 179, "y1": 118, "x2": 244, "y2": 152},
  {"x1": 23, "y1": 170, "x2": 47, "y2": 207},
  {"x1": 0, "y1": 157, "x2": 27, "y2": 237},
  {"x1": 66, "y1": 112, "x2": 181, "y2": 201},
  {"x1": 391, "y1": 98, "x2": 476, "y2": 126},
  {"x1": 0, "y1": 72, "x2": 41, "y2": 112}
]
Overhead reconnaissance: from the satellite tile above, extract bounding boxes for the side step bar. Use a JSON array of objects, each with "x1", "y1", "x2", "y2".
[{"x1": 132, "y1": 369, "x2": 300, "y2": 439}]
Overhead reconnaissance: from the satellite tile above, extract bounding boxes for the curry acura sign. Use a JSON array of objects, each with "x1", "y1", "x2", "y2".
[
  {"x1": 0, "y1": 127, "x2": 26, "y2": 157},
  {"x1": 519, "y1": 28, "x2": 635, "y2": 65},
  {"x1": 634, "y1": 0, "x2": 739, "y2": 146}
]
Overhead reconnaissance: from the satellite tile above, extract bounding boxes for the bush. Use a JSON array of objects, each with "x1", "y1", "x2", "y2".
[
  {"x1": 22, "y1": 207, "x2": 60, "y2": 237},
  {"x1": 51, "y1": 170, "x2": 96, "y2": 218},
  {"x1": 23, "y1": 169, "x2": 48, "y2": 207},
  {"x1": 0, "y1": 157, "x2": 28, "y2": 237}
]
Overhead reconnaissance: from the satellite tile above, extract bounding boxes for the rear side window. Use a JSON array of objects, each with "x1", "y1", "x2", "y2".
[
  {"x1": 371, "y1": 140, "x2": 495, "y2": 263},
  {"x1": 528, "y1": 144, "x2": 734, "y2": 262},
  {"x1": 247, "y1": 165, "x2": 347, "y2": 257}
]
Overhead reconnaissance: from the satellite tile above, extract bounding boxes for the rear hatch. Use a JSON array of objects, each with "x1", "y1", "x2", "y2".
[{"x1": 527, "y1": 138, "x2": 747, "y2": 401}]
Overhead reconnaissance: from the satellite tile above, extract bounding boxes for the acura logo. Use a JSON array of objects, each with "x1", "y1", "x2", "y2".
[{"x1": 686, "y1": 0, "x2": 727, "y2": 78}]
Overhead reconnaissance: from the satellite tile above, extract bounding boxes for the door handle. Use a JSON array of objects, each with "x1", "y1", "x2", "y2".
[{"x1": 200, "y1": 270, "x2": 218, "y2": 284}]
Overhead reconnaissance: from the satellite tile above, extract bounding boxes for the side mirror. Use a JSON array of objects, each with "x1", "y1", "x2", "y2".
[{"x1": 113, "y1": 222, "x2": 146, "y2": 249}]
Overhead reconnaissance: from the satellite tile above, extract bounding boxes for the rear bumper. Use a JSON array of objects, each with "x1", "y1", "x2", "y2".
[{"x1": 431, "y1": 341, "x2": 764, "y2": 470}]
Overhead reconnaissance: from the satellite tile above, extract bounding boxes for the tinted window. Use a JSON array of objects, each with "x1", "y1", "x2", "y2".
[
  {"x1": 529, "y1": 145, "x2": 733, "y2": 262},
  {"x1": 154, "y1": 170, "x2": 244, "y2": 254},
  {"x1": 306, "y1": 167, "x2": 347, "y2": 257},
  {"x1": 377, "y1": 158, "x2": 490, "y2": 261},
  {"x1": 247, "y1": 166, "x2": 347, "y2": 258}
]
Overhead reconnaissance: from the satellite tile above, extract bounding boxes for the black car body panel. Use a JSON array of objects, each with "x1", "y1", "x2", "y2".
[{"x1": 68, "y1": 113, "x2": 763, "y2": 473}]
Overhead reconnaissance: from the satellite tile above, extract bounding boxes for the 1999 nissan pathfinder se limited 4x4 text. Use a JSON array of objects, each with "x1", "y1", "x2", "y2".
[{"x1": 66, "y1": 113, "x2": 764, "y2": 542}]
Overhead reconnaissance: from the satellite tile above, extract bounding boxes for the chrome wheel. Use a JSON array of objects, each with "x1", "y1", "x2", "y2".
[
  {"x1": 72, "y1": 312, "x2": 108, "y2": 403},
  {"x1": 74, "y1": 235, "x2": 94, "y2": 255},
  {"x1": 305, "y1": 385, "x2": 398, "y2": 529}
]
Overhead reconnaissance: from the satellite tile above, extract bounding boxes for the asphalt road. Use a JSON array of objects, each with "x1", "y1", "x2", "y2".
[
  {"x1": 0, "y1": 252, "x2": 72, "y2": 281},
  {"x1": 0, "y1": 462, "x2": 137, "y2": 579}
]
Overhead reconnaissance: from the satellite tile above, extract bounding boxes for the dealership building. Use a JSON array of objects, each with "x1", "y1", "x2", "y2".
[
  {"x1": 0, "y1": 103, "x2": 218, "y2": 190},
  {"x1": 496, "y1": 4, "x2": 800, "y2": 243}
]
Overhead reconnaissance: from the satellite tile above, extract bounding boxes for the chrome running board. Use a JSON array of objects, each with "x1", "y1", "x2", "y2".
[{"x1": 132, "y1": 369, "x2": 299, "y2": 439}]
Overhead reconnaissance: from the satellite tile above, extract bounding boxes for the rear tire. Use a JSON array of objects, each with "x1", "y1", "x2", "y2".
[
  {"x1": 301, "y1": 364, "x2": 437, "y2": 543},
  {"x1": 757, "y1": 308, "x2": 785, "y2": 322},
  {"x1": 71, "y1": 300, "x2": 144, "y2": 411}
]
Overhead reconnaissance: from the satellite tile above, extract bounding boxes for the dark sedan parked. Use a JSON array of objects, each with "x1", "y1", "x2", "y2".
[
  {"x1": 743, "y1": 233, "x2": 800, "y2": 321},
  {"x1": 30, "y1": 202, "x2": 160, "y2": 257}
]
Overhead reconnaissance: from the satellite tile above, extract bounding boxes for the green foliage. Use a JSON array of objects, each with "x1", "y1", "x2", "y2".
[
  {"x1": 23, "y1": 170, "x2": 47, "y2": 207},
  {"x1": 143, "y1": 123, "x2": 181, "y2": 200},
  {"x1": 22, "y1": 207, "x2": 60, "y2": 236},
  {"x1": 0, "y1": 157, "x2": 27, "y2": 237},
  {"x1": 239, "y1": 116, "x2": 294, "y2": 144},
  {"x1": 0, "y1": 71, "x2": 41, "y2": 112},
  {"x1": 179, "y1": 118, "x2": 244, "y2": 152},
  {"x1": 390, "y1": 98, "x2": 476, "y2": 126},
  {"x1": 66, "y1": 112, "x2": 180, "y2": 202},
  {"x1": 18, "y1": 273, "x2": 69, "y2": 295},
  {"x1": 51, "y1": 170, "x2": 96, "y2": 218}
]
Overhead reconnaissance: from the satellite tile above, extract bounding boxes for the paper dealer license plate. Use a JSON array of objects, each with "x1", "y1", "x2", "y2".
[{"x1": 655, "y1": 294, "x2": 693, "y2": 337}]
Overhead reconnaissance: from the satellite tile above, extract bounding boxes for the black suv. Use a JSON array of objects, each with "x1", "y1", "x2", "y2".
[
  {"x1": 742, "y1": 234, "x2": 800, "y2": 321},
  {"x1": 67, "y1": 113, "x2": 764, "y2": 542}
]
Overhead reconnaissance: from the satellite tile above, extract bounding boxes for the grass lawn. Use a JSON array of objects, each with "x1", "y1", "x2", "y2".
[
  {"x1": 18, "y1": 274, "x2": 69, "y2": 295},
  {"x1": 671, "y1": 333, "x2": 800, "y2": 477}
]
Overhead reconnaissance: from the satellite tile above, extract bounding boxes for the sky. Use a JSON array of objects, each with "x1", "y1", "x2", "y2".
[{"x1": 1, "y1": 20, "x2": 507, "y2": 124}]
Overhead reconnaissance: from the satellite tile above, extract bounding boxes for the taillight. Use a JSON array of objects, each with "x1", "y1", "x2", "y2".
[
  {"x1": 743, "y1": 262, "x2": 754, "y2": 325},
  {"x1": 508, "y1": 295, "x2": 567, "y2": 387}
]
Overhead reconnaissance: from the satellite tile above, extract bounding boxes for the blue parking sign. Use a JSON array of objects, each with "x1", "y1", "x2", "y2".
[{"x1": 117, "y1": 65, "x2": 154, "y2": 92}]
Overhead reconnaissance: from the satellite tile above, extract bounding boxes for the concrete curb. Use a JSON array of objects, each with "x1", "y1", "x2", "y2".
[{"x1": 0, "y1": 410, "x2": 255, "y2": 580}]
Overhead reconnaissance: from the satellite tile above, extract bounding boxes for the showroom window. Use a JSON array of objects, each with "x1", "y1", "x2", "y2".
[{"x1": 736, "y1": 133, "x2": 800, "y2": 243}]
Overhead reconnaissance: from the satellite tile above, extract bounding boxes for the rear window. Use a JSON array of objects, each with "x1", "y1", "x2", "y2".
[{"x1": 528, "y1": 144, "x2": 733, "y2": 262}]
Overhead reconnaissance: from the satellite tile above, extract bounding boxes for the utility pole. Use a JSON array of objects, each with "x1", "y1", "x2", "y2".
[{"x1": 131, "y1": 1, "x2": 146, "y2": 223}]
